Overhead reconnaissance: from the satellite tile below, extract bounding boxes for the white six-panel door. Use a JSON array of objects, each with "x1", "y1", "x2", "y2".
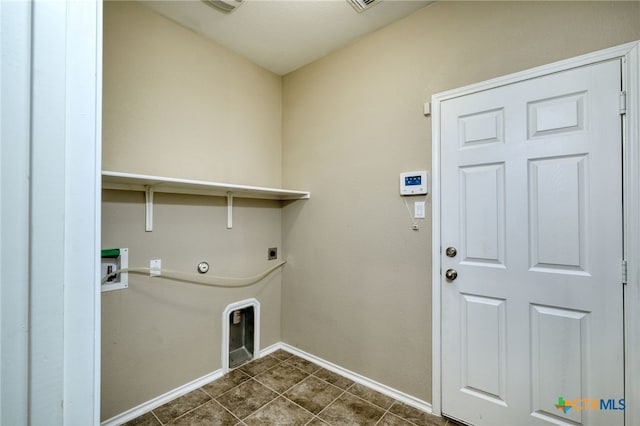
[{"x1": 440, "y1": 59, "x2": 624, "y2": 426}]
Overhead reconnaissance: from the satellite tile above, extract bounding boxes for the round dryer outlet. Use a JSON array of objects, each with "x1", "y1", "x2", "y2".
[{"x1": 197, "y1": 262, "x2": 209, "y2": 274}]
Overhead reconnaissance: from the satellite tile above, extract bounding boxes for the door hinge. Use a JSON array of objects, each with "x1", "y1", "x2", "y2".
[
  {"x1": 620, "y1": 91, "x2": 627, "y2": 115},
  {"x1": 622, "y1": 259, "x2": 628, "y2": 285}
]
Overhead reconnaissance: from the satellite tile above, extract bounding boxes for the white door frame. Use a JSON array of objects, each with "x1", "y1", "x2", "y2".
[
  {"x1": 1, "y1": 1, "x2": 102, "y2": 423},
  {"x1": 431, "y1": 41, "x2": 640, "y2": 425}
]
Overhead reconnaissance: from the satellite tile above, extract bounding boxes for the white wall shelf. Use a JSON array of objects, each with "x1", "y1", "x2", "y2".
[{"x1": 102, "y1": 171, "x2": 310, "y2": 230}]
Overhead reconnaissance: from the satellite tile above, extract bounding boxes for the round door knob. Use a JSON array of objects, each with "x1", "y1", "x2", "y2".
[
  {"x1": 445, "y1": 269, "x2": 458, "y2": 281},
  {"x1": 446, "y1": 247, "x2": 457, "y2": 258}
]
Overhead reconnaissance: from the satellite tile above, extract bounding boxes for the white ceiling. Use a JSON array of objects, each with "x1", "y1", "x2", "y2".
[{"x1": 141, "y1": 0, "x2": 432, "y2": 75}]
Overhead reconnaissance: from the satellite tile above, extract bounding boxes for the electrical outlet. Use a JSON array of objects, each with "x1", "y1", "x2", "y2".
[
  {"x1": 268, "y1": 247, "x2": 278, "y2": 260},
  {"x1": 150, "y1": 259, "x2": 161, "y2": 277}
]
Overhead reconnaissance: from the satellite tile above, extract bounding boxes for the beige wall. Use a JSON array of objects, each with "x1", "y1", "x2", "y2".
[
  {"x1": 101, "y1": 192, "x2": 283, "y2": 420},
  {"x1": 281, "y1": 1, "x2": 640, "y2": 404},
  {"x1": 103, "y1": 1, "x2": 282, "y2": 187},
  {"x1": 101, "y1": 2, "x2": 284, "y2": 420},
  {"x1": 103, "y1": 0, "x2": 640, "y2": 419}
]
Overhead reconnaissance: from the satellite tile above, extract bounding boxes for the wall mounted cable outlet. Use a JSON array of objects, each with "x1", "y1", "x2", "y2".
[{"x1": 150, "y1": 259, "x2": 161, "y2": 277}]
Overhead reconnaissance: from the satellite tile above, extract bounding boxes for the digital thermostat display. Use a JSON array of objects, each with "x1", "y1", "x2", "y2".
[
  {"x1": 405, "y1": 175, "x2": 422, "y2": 186},
  {"x1": 400, "y1": 171, "x2": 428, "y2": 195}
]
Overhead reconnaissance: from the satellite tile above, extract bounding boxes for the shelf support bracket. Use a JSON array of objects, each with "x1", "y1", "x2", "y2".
[
  {"x1": 145, "y1": 186, "x2": 154, "y2": 232},
  {"x1": 227, "y1": 192, "x2": 233, "y2": 229}
]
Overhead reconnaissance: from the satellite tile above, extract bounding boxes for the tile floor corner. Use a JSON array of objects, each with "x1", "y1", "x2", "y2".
[{"x1": 121, "y1": 349, "x2": 462, "y2": 426}]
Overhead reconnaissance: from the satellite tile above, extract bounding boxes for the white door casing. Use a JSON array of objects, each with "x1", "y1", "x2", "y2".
[
  {"x1": 0, "y1": 1, "x2": 102, "y2": 423},
  {"x1": 432, "y1": 42, "x2": 640, "y2": 426}
]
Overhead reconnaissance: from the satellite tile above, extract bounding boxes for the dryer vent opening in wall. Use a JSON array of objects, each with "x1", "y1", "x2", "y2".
[
  {"x1": 223, "y1": 299, "x2": 260, "y2": 371},
  {"x1": 229, "y1": 307, "x2": 254, "y2": 368}
]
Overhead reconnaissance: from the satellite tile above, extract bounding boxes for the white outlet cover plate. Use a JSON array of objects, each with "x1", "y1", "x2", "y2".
[{"x1": 150, "y1": 259, "x2": 161, "y2": 277}]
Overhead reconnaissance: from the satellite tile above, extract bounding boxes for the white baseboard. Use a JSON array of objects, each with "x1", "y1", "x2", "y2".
[
  {"x1": 276, "y1": 342, "x2": 433, "y2": 414},
  {"x1": 101, "y1": 369, "x2": 223, "y2": 426},
  {"x1": 101, "y1": 341, "x2": 432, "y2": 425},
  {"x1": 258, "y1": 341, "x2": 282, "y2": 357}
]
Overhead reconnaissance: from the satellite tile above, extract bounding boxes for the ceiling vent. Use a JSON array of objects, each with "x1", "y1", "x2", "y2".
[
  {"x1": 347, "y1": 0, "x2": 382, "y2": 13},
  {"x1": 202, "y1": 0, "x2": 244, "y2": 13}
]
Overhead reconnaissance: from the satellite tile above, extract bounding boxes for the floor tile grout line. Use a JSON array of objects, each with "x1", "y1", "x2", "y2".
[
  {"x1": 282, "y1": 358, "x2": 323, "y2": 376},
  {"x1": 237, "y1": 355, "x2": 282, "y2": 377},
  {"x1": 164, "y1": 393, "x2": 215, "y2": 424},
  {"x1": 253, "y1": 375, "x2": 306, "y2": 398},
  {"x1": 247, "y1": 357, "x2": 297, "y2": 394},
  {"x1": 314, "y1": 384, "x2": 351, "y2": 420},
  {"x1": 344, "y1": 390, "x2": 430, "y2": 426},
  {"x1": 380, "y1": 401, "x2": 436, "y2": 426},
  {"x1": 235, "y1": 369, "x2": 252, "y2": 379},
  {"x1": 150, "y1": 370, "x2": 252, "y2": 424},
  {"x1": 208, "y1": 372, "x2": 255, "y2": 401},
  {"x1": 244, "y1": 391, "x2": 319, "y2": 424},
  {"x1": 252, "y1": 360, "x2": 311, "y2": 393},
  {"x1": 304, "y1": 414, "x2": 326, "y2": 426},
  {"x1": 200, "y1": 386, "x2": 215, "y2": 399},
  {"x1": 260, "y1": 360, "x2": 322, "y2": 394},
  {"x1": 251, "y1": 369, "x2": 334, "y2": 421},
  {"x1": 150, "y1": 410, "x2": 163, "y2": 426},
  {"x1": 337, "y1": 387, "x2": 390, "y2": 425},
  {"x1": 271, "y1": 350, "x2": 294, "y2": 362},
  {"x1": 373, "y1": 411, "x2": 386, "y2": 426},
  {"x1": 310, "y1": 367, "x2": 355, "y2": 390},
  {"x1": 129, "y1": 350, "x2": 438, "y2": 426},
  {"x1": 124, "y1": 353, "x2": 289, "y2": 425},
  {"x1": 215, "y1": 377, "x2": 279, "y2": 421},
  {"x1": 200, "y1": 383, "x2": 247, "y2": 423},
  {"x1": 212, "y1": 398, "x2": 244, "y2": 424},
  {"x1": 288, "y1": 352, "x2": 429, "y2": 425},
  {"x1": 242, "y1": 360, "x2": 334, "y2": 422},
  {"x1": 248, "y1": 369, "x2": 351, "y2": 424},
  {"x1": 374, "y1": 402, "x2": 399, "y2": 426},
  {"x1": 343, "y1": 383, "x2": 396, "y2": 412},
  {"x1": 280, "y1": 390, "x2": 326, "y2": 420},
  {"x1": 220, "y1": 368, "x2": 419, "y2": 426}
]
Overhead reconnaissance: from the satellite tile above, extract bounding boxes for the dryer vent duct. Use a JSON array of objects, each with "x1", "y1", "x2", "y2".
[
  {"x1": 348, "y1": 0, "x2": 382, "y2": 13},
  {"x1": 203, "y1": 0, "x2": 244, "y2": 13}
]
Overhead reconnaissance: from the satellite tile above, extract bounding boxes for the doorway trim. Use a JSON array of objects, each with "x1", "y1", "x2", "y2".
[
  {"x1": 1, "y1": 1, "x2": 102, "y2": 423},
  {"x1": 431, "y1": 41, "x2": 640, "y2": 425}
]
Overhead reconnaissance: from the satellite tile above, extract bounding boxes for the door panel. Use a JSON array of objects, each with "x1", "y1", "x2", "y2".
[
  {"x1": 529, "y1": 155, "x2": 588, "y2": 273},
  {"x1": 530, "y1": 305, "x2": 588, "y2": 424},
  {"x1": 460, "y1": 163, "x2": 506, "y2": 266},
  {"x1": 460, "y1": 294, "x2": 507, "y2": 404},
  {"x1": 441, "y1": 60, "x2": 623, "y2": 426},
  {"x1": 459, "y1": 109, "x2": 505, "y2": 148}
]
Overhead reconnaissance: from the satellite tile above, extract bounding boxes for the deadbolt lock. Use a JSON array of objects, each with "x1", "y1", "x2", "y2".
[{"x1": 446, "y1": 247, "x2": 457, "y2": 258}]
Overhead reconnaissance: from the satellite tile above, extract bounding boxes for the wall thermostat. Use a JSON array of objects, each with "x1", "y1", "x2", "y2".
[{"x1": 400, "y1": 171, "x2": 428, "y2": 195}]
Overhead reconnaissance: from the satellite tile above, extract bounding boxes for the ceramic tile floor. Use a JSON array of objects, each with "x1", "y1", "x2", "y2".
[{"x1": 123, "y1": 349, "x2": 462, "y2": 426}]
